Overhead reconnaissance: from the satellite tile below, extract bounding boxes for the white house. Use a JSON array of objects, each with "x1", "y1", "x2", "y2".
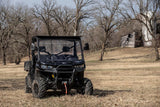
[
  {"x1": 121, "y1": 32, "x2": 136, "y2": 48},
  {"x1": 141, "y1": 11, "x2": 153, "y2": 47}
]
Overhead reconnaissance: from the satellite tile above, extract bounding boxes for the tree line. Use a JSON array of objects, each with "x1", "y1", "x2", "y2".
[{"x1": 0, "y1": 0, "x2": 160, "y2": 65}]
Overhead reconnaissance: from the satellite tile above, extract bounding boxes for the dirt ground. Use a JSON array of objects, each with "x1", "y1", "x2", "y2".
[{"x1": 0, "y1": 47, "x2": 160, "y2": 107}]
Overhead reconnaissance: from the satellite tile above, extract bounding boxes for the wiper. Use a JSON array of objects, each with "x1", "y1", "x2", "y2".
[
  {"x1": 44, "y1": 51, "x2": 51, "y2": 56},
  {"x1": 57, "y1": 46, "x2": 74, "y2": 55}
]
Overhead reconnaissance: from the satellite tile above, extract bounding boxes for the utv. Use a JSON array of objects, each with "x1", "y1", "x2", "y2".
[{"x1": 24, "y1": 36, "x2": 93, "y2": 98}]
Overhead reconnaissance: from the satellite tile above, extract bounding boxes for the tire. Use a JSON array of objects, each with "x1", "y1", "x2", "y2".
[
  {"x1": 78, "y1": 78, "x2": 93, "y2": 95},
  {"x1": 25, "y1": 76, "x2": 32, "y2": 93},
  {"x1": 31, "y1": 77, "x2": 47, "y2": 98}
]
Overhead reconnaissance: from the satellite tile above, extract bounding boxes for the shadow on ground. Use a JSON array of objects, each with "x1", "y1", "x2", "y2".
[
  {"x1": 93, "y1": 89, "x2": 131, "y2": 97},
  {"x1": 106, "y1": 54, "x2": 150, "y2": 61},
  {"x1": 0, "y1": 78, "x2": 24, "y2": 91},
  {"x1": 45, "y1": 89, "x2": 82, "y2": 98},
  {"x1": 45, "y1": 91, "x2": 67, "y2": 98},
  {"x1": 44, "y1": 89, "x2": 131, "y2": 98},
  {"x1": 0, "y1": 79, "x2": 131, "y2": 98}
]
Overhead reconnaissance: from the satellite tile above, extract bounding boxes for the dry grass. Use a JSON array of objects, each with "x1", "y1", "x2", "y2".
[{"x1": 0, "y1": 47, "x2": 160, "y2": 107}]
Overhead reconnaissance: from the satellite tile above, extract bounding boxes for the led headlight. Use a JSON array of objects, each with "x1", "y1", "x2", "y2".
[
  {"x1": 41, "y1": 65, "x2": 47, "y2": 69},
  {"x1": 48, "y1": 66, "x2": 53, "y2": 69},
  {"x1": 41, "y1": 65, "x2": 53, "y2": 69},
  {"x1": 75, "y1": 64, "x2": 84, "y2": 68}
]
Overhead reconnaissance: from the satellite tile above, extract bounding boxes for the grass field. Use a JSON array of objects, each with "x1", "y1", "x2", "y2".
[{"x1": 0, "y1": 47, "x2": 160, "y2": 107}]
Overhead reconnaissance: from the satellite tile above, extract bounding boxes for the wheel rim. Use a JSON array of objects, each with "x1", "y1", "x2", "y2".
[{"x1": 34, "y1": 83, "x2": 39, "y2": 95}]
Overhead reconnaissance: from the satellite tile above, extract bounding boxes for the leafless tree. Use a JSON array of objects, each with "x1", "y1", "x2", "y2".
[
  {"x1": 51, "y1": 7, "x2": 75, "y2": 36},
  {"x1": 32, "y1": 0, "x2": 56, "y2": 36},
  {"x1": 155, "y1": 0, "x2": 160, "y2": 8},
  {"x1": 120, "y1": 0, "x2": 160, "y2": 60},
  {"x1": 13, "y1": 7, "x2": 34, "y2": 60},
  {"x1": 21, "y1": 10, "x2": 33, "y2": 59},
  {"x1": 96, "y1": 0, "x2": 122, "y2": 61},
  {"x1": 0, "y1": 1, "x2": 13, "y2": 65},
  {"x1": 83, "y1": 25, "x2": 104, "y2": 50},
  {"x1": 73, "y1": 0, "x2": 94, "y2": 36}
]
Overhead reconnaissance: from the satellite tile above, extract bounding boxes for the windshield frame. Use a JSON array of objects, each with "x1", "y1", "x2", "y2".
[{"x1": 36, "y1": 37, "x2": 84, "y2": 62}]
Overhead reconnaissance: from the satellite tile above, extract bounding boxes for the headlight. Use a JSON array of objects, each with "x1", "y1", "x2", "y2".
[
  {"x1": 41, "y1": 65, "x2": 53, "y2": 69},
  {"x1": 75, "y1": 64, "x2": 84, "y2": 68},
  {"x1": 41, "y1": 65, "x2": 47, "y2": 69},
  {"x1": 48, "y1": 66, "x2": 53, "y2": 69}
]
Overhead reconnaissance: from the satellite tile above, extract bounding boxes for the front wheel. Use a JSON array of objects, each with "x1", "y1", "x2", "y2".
[
  {"x1": 77, "y1": 78, "x2": 93, "y2": 95},
  {"x1": 31, "y1": 78, "x2": 47, "y2": 98}
]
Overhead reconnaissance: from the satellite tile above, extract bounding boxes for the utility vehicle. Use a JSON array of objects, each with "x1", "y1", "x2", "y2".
[{"x1": 24, "y1": 36, "x2": 93, "y2": 98}]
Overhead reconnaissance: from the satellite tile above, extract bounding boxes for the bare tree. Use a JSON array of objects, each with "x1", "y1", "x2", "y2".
[
  {"x1": 0, "y1": 1, "x2": 13, "y2": 65},
  {"x1": 32, "y1": 0, "x2": 56, "y2": 36},
  {"x1": 96, "y1": 0, "x2": 122, "y2": 61},
  {"x1": 7, "y1": 6, "x2": 39, "y2": 64},
  {"x1": 0, "y1": 1, "x2": 32, "y2": 65},
  {"x1": 155, "y1": 0, "x2": 160, "y2": 8},
  {"x1": 21, "y1": 9, "x2": 33, "y2": 59},
  {"x1": 51, "y1": 7, "x2": 75, "y2": 35},
  {"x1": 120, "y1": 0, "x2": 160, "y2": 60},
  {"x1": 13, "y1": 7, "x2": 34, "y2": 60},
  {"x1": 73, "y1": 0, "x2": 94, "y2": 36},
  {"x1": 83, "y1": 25, "x2": 104, "y2": 50}
]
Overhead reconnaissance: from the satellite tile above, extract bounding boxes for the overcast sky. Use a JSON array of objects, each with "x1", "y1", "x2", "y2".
[{"x1": 11, "y1": 0, "x2": 75, "y2": 8}]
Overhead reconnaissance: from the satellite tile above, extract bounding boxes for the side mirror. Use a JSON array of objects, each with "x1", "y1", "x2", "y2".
[
  {"x1": 31, "y1": 43, "x2": 37, "y2": 51},
  {"x1": 24, "y1": 61, "x2": 32, "y2": 72},
  {"x1": 63, "y1": 46, "x2": 70, "y2": 52},
  {"x1": 84, "y1": 43, "x2": 89, "y2": 50}
]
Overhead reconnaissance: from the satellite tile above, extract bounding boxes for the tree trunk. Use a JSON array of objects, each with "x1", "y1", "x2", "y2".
[
  {"x1": 74, "y1": 29, "x2": 77, "y2": 36},
  {"x1": 74, "y1": 19, "x2": 79, "y2": 36},
  {"x1": 99, "y1": 31, "x2": 109, "y2": 61},
  {"x1": 1, "y1": 47, "x2": 6, "y2": 65},
  {"x1": 48, "y1": 29, "x2": 51, "y2": 36},
  {"x1": 27, "y1": 34, "x2": 31, "y2": 60},
  {"x1": 154, "y1": 39, "x2": 160, "y2": 61},
  {"x1": 28, "y1": 46, "x2": 31, "y2": 60},
  {"x1": 99, "y1": 43, "x2": 105, "y2": 61},
  {"x1": 155, "y1": 47, "x2": 159, "y2": 61},
  {"x1": 46, "y1": 24, "x2": 51, "y2": 36}
]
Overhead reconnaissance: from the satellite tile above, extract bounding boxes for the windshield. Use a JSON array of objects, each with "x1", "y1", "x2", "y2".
[{"x1": 38, "y1": 39, "x2": 83, "y2": 62}]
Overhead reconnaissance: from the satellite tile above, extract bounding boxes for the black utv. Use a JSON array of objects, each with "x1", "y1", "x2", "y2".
[{"x1": 24, "y1": 36, "x2": 93, "y2": 98}]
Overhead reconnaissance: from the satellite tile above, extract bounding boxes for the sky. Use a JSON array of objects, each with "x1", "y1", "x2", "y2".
[{"x1": 11, "y1": 0, "x2": 75, "y2": 8}]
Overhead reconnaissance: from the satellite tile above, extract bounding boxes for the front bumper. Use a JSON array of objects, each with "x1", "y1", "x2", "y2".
[{"x1": 37, "y1": 67, "x2": 84, "y2": 73}]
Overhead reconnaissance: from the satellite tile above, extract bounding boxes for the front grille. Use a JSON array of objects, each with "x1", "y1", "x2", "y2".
[
  {"x1": 57, "y1": 65, "x2": 74, "y2": 73},
  {"x1": 57, "y1": 66, "x2": 74, "y2": 81}
]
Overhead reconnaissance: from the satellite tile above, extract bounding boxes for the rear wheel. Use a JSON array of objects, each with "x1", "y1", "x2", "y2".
[
  {"x1": 31, "y1": 77, "x2": 47, "y2": 98},
  {"x1": 25, "y1": 76, "x2": 32, "y2": 93}
]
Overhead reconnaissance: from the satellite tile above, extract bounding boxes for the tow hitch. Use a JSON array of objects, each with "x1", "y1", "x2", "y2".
[{"x1": 64, "y1": 82, "x2": 67, "y2": 94}]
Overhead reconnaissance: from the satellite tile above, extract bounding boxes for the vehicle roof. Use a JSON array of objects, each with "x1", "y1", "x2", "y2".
[{"x1": 32, "y1": 36, "x2": 81, "y2": 40}]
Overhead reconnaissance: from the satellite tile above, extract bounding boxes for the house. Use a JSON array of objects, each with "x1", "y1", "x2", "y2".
[
  {"x1": 141, "y1": 11, "x2": 153, "y2": 47},
  {"x1": 121, "y1": 11, "x2": 160, "y2": 48},
  {"x1": 121, "y1": 32, "x2": 143, "y2": 48}
]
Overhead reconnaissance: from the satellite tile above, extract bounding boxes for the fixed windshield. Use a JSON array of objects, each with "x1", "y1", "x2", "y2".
[{"x1": 39, "y1": 39, "x2": 82, "y2": 61}]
